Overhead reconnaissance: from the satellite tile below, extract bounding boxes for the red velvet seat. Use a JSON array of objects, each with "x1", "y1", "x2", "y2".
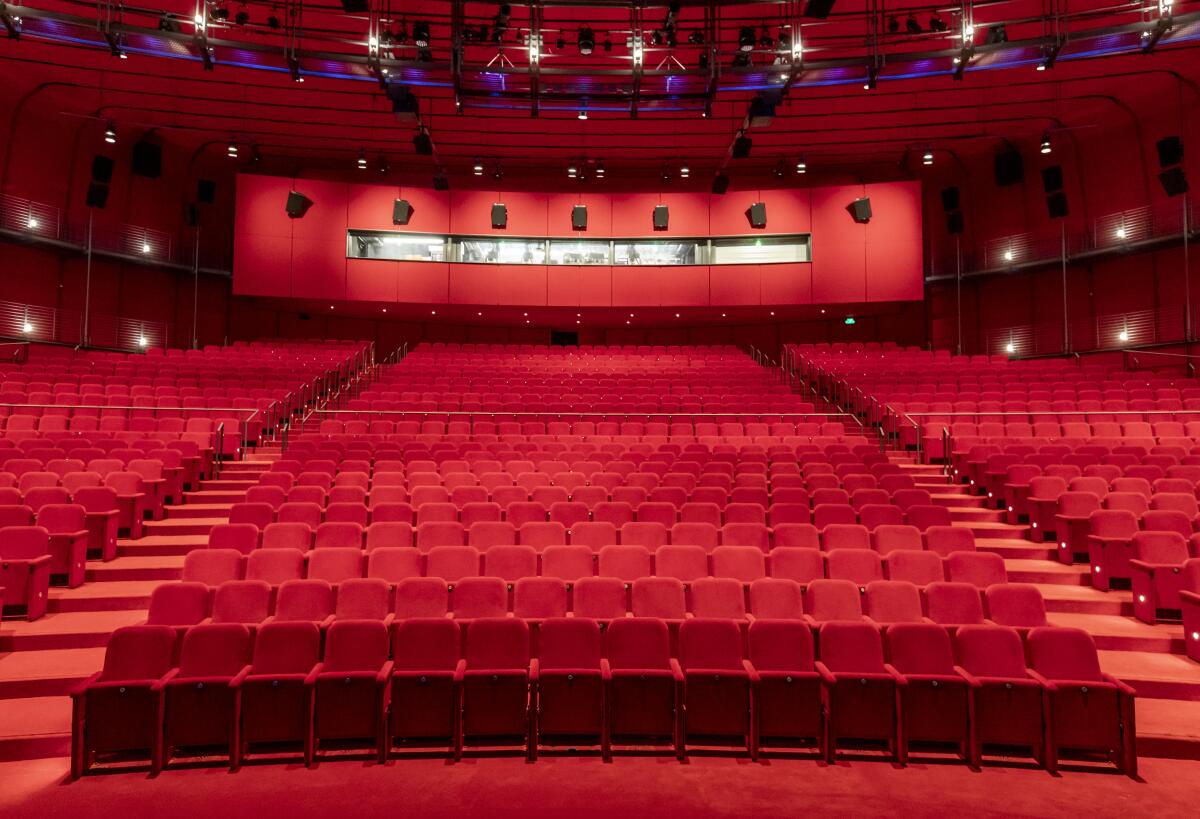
[
  {"x1": 747, "y1": 619, "x2": 822, "y2": 754},
  {"x1": 1129, "y1": 531, "x2": 1191, "y2": 623},
  {"x1": 885, "y1": 622, "x2": 971, "y2": 763},
  {"x1": 210, "y1": 580, "x2": 272, "y2": 626},
  {"x1": 389, "y1": 618, "x2": 462, "y2": 756},
  {"x1": 603, "y1": 617, "x2": 683, "y2": 758},
  {"x1": 458, "y1": 618, "x2": 531, "y2": 759},
  {"x1": 36, "y1": 504, "x2": 88, "y2": 587},
  {"x1": 0, "y1": 524, "x2": 51, "y2": 620},
  {"x1": 816, "y1": 621, "x2": 902, "y2": 762},
  {"x1": 183, "y1": 548, "x2": 243, "y2": 587},
  {"x1": 530, "y1": 617, "x2": 606, "y2": 757},
  {"x1": 238, "y1": 621, "x2": 321, "y2": 766},
  {"x1": 145, "y1": 581, "x2": 211, "y2": 635},
  {"x1": 310, "y1": 620, "x2": 393, "y2": 764},
  {"x1": 955, "y1": 625, "x2": 1047, "y2": 766}
]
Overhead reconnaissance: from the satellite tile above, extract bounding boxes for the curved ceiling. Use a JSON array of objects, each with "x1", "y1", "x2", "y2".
[{"x1": 2, "y1": 1, "x2": 1199, "y2": 181}]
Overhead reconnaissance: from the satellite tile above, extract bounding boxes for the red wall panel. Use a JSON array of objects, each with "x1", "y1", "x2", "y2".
[
  {"x1": 544, "y1": 193, "x2": 613, "y2": 237},
  {"x1": 811, "y1": 184, "x2": 868, "y2": 303}
]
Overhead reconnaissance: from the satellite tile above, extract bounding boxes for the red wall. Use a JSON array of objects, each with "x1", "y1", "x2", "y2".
[{"x1": 232, "y1": 174, "x2": 924, "y2": 309}]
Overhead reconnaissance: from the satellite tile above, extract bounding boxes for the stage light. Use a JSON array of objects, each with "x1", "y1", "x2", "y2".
[
  {"x1": 142, "y1": 242, "x2": 151, "y2": 254},
  {"x1": 774, "y1": 160, "x2": 786, "y2": 179},
  {"x1": 227, "y1": 139, "x2": 238, "y2": 158},
  {"x1": 138, "y1": 335, "x2": 148, "y2": 347},
  {"x1": 680, "y1": 163, "x2": 689, "y2": 178},
  {"x1": 358, "y1": 150, "x2": 367, "y2": 170},
  {"x1": 887, "y1": 17, "x2": 899, "y2": 34},
  {"x1": 413, "y1": 21, "x2": 430, "y2": 48},
  {"x1": 22, "y1": 321, "x2": 32, "y2": 334},
  {"x1": 578, "y1": 109, "x2": 588, "y2": 120},
  {"x1": 738, "y1": 27, "x2": 755, "y2": 52},
  {"x1": 1116, "y1": 227, "x2": 1127, "y2": 240},
  {"x1": 595, "y1": 163, "x2": 605, "y2": 178},
  {"x1": 906, "y1": 16, "x2": 921, "y2": 34},
  {"x1": 158, "y1": 13, "x2": 180, "y2": 33},
  {"x1": 104, "y1": 122, "x2": 117, "y2": 144},
  {"x1": 1041, "y1": 133, "x2": 1052, "y2": 154},
  {"x1": 267, "y1": 14, "x2": 280, "y2": 29},
  {"x1": 27, "y1": 217, "x2": 37, "y2": 229},
  {"x1": 377, "y1": 155, "x2": 389, "y2": 174},
  {"x1": 796, "y1": 157, "x2": 807, "y2": 174},
  {"x1": 473, "y1": 158, "x2": 484, "y2": 176},
  {"x1": 1004, "y1": 250, "x2": 1014, "y2": 262},
  {"x1": 578, "y1": 26, "x2": 595, "y2": 55},
  {"x1": 922, "y1": 149, "x2": 933, "y2": 165},
  {"x1": 962, "y1": 24, "x2": 975, "y2": 40},
  {"x1": 235, "y1": 11, "x2": 249, "y2": 26},
  {"x1": 568, "y1": 164, "x2": 578, "y2": 178},
  {"x1": 1119, "y1": 329, "x2": 1129, "y2": 342},
  {"x1": 413, "y1": 128, "x2": 433, "y2": 155}
]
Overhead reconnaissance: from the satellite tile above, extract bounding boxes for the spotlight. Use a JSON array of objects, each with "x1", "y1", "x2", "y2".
[
  {"x1": 985, "y1": 25, "x2": 1008, "y2": 44},
  {"x1": 22, "y1": 321, "x2": 32, "y2": 334},
  {"x1": 227, "y1": 139, "x2": 238, "y2": 158},
  {"x1": 796, "y1": 157, "x2": 807, "y2": 174},
  {"x1": 759, "y1": 25, "x2": 773, "y2": 49},
  {"x1": 412, "y1": 20, "x2": 430, "y2": 48},
  {"x1": 357, "y1": 149, "x2": 367, "y2": 170},
  {"x1": 595, "y1": 162, "x2": 605, "y2": 178},
  {"x1": 27, "y1": 217, "x2": 38, "y2": 229},
  {"x1": 844, "y1": 316, "x2": 856, "y2": 325},
  {"x1": 1004, "y1": 250, "x2": 1014, "y2": 262},
  {"x1": 473, "y1": 158, "x2": 484, "y2": 176},
  {"x1": 774, "y1": 159, "x2": 786, "y2": 178},
  {"x1": 142, "y1": 242, "x2": 151, "y2": 254},
  {"x1": 680, "y1": 163, "x2": 689, "y2": 178},
  {"x1": 235, "y1": 11, "x2": 249, "y2": 26},
  {"x1": 578, "y1": 26, "x2": 595, "y2": 55},
  {"x1": 1005, "y1": 341, "x2": 1015, "y2": 353},
  {"x1": 266, "y1": 15, "x2": 280, "y2": 29},
  {"x1": 738, "y1": 26, "x2": 755, "y2": 52},
  {"x1": 568, "y1": 164, "x2": 578, "y2": 178},
  {"x1": 1041, "y1": 132, "x2": 1052, "y2": 154},
  {"x1": 1116, "y1": 227, "x2": 1127, "y2": 240},
  {"x1": 104, "y1": 121, "x2": 116, "y2": 144},
  {"x1": 1119, "y1": 329, "x2": 1129, "y2": 342},
  {"x1": 578, "y1": 109, "x2": 588, "y2": 120},
  {"x1": 158, "y1": 13, "x2": 180, "y2": 33},
  {"x1": 138, "y1": 335, "x2": 148, "y2": 348},
  {"x1": 906, "y1": 15, "x2": 922, "y2": 34},
  {"x1": 922, "y1": 149, "x2": 933, "y2": 166}
]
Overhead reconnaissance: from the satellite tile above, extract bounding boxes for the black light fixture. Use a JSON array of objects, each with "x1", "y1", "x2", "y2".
[
  {"x1": 266, "y1": 14, "x2": 280, "y2": 29},
  {"x1": 777, "y1": 29, "x2": 792, "y2": 52},
  {"x1": 887, "y1": 16, "x2": 899, "y2": 34},
  {"x1": 759, "y1": 25, "x2": 773, "y2": 48},
  {"x1": 104, "y1": 121, "x2": 117, "y2": 144},
  {"x1": 773, "y1": 159, "x2": 786, "y2": 178},
  {"x1": 413, "y1": 128, "x2": 433, "y2": 155},
  {"x1": 738, "y1": 27, "x2": 756, "y2": 52},
  {"x1": 985, "y1": 24, "x2": 1008, "y2": 44},
  {"x1": 1040, "y1": 132, "x2": 1052, "y2": 155},
  {"x1": 235, "y1": 9, "x2": 250, "y2": 26},
  {"x1": 473, "y1": 158, "x2": 484, "y2": 176},
  {"x1": 929, "y1": 15, "x2": 948, "y2": 32},
  {"x1": 732, "y1": 52, "x2": 751, "y2": 68},
  {"x1": 357, "y1": 149, "x2": 367, "y2": 170},
  {"x1": 412, "y1": 20, "x2": 430, "y2": 48},
  {"x1": 377, "y1": 154, "x2": 389, "y2": 175},
  {"x1": 578, "y1": 26, "x2": 595, "y2": 55},
  {"x1": 688, "y1": 30, "x2": 704, "y2": 45},
  {"x1": 906, "y1": 15, "x2": 922, "y2": 34},
  {"x1": 158, "y1": 13, "x2": 180, "y2": 33}
]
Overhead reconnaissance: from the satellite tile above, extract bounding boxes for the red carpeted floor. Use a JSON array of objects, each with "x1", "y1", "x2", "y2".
[{"x1": 2, "y1": 755, "x2": 1196, "y2": 819}]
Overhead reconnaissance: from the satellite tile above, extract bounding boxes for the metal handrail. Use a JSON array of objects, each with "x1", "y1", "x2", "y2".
[
  {"x1": 215, "y1": 421, "x2": 225, "y2": 476},
  {"x1": 0, "y1": 401, "x2": 262, "y2": 413},
  {"x1": 308, "y1": 409, "x2": 860, "y2": 420}
]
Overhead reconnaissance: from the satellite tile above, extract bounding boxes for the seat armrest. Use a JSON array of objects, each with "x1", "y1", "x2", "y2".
[
  {"x1": 741, "y1": 659, "x2": 760, "y2": 683},
  {"x1": 454, "y1": 659, "x2": 467, "y2": 684},
  {"x1": 150, "y1": 668, "x2": 181, "y2": 692},
  {"x1": 814, "y1": 661, "x2": 838, "y2": 687},
  {"x1": 668, "y1": 658, "x2": 684, "y2": 682},
  {"x1": 1101, "y1": 673, "x2": 1137, "y2": 698},
  {"x1": 600, "y1": 658, "x2": 611, "y2": 682},
  {"x1": 953, "y1": 665, "x2": 982, "y2": 687},
  {"x1": 528, "y1": 658, "x2": 540, "y2": 684},
  {"x1": 376, "y1": 660, "x2": 394, "y2": 686},
  {"x1": 69, "y1": 671, "x2": 104, "y2": 698},
  {"x1": 1180, "y1": 590, "x2": 1200, "y2": 605},
  {"x1": 883, "y1": 663, "x2": 909, "y2": 686},
  {"x1": 304, "y1": 662, "x2": 326, "y2": 686},
  {"x1": 228, "y1": 665, "x2": 252, "y2": 688}
]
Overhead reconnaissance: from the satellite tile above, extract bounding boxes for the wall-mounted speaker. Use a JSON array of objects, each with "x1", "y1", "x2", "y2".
[
  {"x1": 946, "y1": 211, "x2": 964, "y2": 235},
  {"x1": 91, "y1": 156, "x2": 115, "y2": 184},
  {"x1": 1157, "y1": 136, "x2": 1184, "y2": 168},
  {"x1": 571, "y1": 205, "x2": 588, "y2": 230},
  {"x1": 746, "y1": 202, "x2": 767, "y2": 228},
  {"x1": 85, "y1": 182, "x2": 109, "y2": 209},
  {"x1": 940, "y1": 186, "x2": 959, "y2": 211},
  {"x1": 185, "y1": 203, "x2": 199, "y2": 228},
  {"x1": 994, "y1": 150, "x2": 1024, "y2": 186},
  {"x1": 731, "y1": 136, "x2": 753, "y2": 159},
  {"x1": 1041, "y1": 165, "x2": 1064, "y2": 193},
  {"x1": 848, "y1": 197, "x2": 872, "y2": 224},
  {"x1": 711, "y1": 174, "x2": 730, "y2": 195},
  {"x1": 491, "y1": 203, "x2": 508, "y2": 229},
  {"x1": 131, "y1": 141, "x2": 162, "y2": 178},
  {"x1": 1159, "y1": 167, "x2": 1190, "y2": 197},
  {"x1": 1045, "y1": 191, "x2": 1069, "y2": 219},
  {"x1": 432, "y1": 173, "x2": 449, "y2": 191},
  {"x1": 653, "y1": 205, "x2": 669, "y2": 230},
  {"x1": 197, "y1": 179, "x2": 216, "y2": 204},
  {"x1": 941, "y1": 186, "x2": 963, "y2": 235},
  {"x1": 285, "y1": 191, "x2": 313, "y2": 218},
  {"x1": 392, "y1": 198, "x2": 413, "y2": 225},
  {"x1": 803, "y1": 0, "x2": 837, "y2": 19}
]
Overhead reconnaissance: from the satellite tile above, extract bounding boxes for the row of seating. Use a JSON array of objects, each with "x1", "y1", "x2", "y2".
[{"x1": 71, "y1": 619, "x2": 1137, "y2": 776}]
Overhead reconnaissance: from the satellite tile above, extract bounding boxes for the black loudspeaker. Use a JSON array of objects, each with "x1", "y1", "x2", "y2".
[
  {"x1": 1041, "y1": 165, "x2": 1064, "y2": 193},
  {"x1": 746, "y1": 202, "x2": 767, "y2": 228},
  {"x1": 731, "y1": 136, "x2": 753, "y2": 159},
  {"x1": 197, "y1": 179, "x2": 216, "y2": 204},
  {"x1": 85, "y1": 182, "x2": 109, "y2": 209},
  {"x1": 571, "y1": 205, "x2": 587, "y2": 230},
  {"x1": 848, "y1": 197, "x2": 872, "y2": 224},
  {"x1": 91, "y1": 155, "x2": 115, "y2": 183},
  {"x1": 1157, "y1": 136, "x2": 1184, "y2": 168},
  {"x1": 185, "y1": 203, "x2": 199, "y2": 228},
  {"x1": 1046, "y1": 192, "x2": 1069, "y2": 219},
  {"x1": 491, "y1": 203, "x2": 507, "y2": 229},
  {"x1": 940, "y1": 186, "x2": 960, "y2": 211},
  {"x1": 653, "y1": 205, "x2": 669, "y2": 230},
  {"x1": 946, "y1": 211, "x2": 964, "y2": 235},
  {"x1": 994, "y1": 150, "x2": 1024, "y2": 186},
  {"x1": 392, "y1": 198, "x2": 413, "y2": 225},
  {"x1": 1159, "y1": 167, "x2": 1190, "y2": 197},
  {"x1": 285, "y1": 191, "x2": 313, "y2": 218},
  {"x1": 941, "y1": 186, "x2": 963, "y2": 235},
  {"x1": 131, "y1": 141, "x2": 162, "y2": 178},
  {"x1": 803, "y1": 0, "x2": 837, "y2": 19},
  {"x1": 711, "y1": 174, "x2": 730, "y2": 195},
  {"x1": 340, "y1": 0, "x2": 369, "y2": 13},
  {"x1": 432, "y1": 173, "x2": 449, "y2": 191}
]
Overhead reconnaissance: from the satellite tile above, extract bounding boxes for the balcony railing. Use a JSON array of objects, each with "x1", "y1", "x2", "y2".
[{"x1": 0, "y1": 298, "x2": 168, "y2": 352}]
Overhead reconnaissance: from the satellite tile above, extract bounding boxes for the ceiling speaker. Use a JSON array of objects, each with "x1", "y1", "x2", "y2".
[
  {"x1": 994, "y1": 150, "x2": 1024, "y2": 186},
  {"x1": 731, "y1": 136, "x2": 753, "y2": 159},
  {"x1": 571, "y1": 205, "x2": 587, "y2": 230},
  {"x1": 393, "y1": 199, "x2": 413, "y2": 225},
  {"x1": 711, "y1": 174, "x2": 730, "y2": 195},
  {"x1": 491, "y1": 203, "x2": 507, "y2": 229},
  {"x1": 432, "y1": 173, "x2": 449, "y2": 191},
  {"x1": 1157, "y1": 136, "x2": 1184, "y2": 168},
  {"x1": 746, "y1": 202, "x2": 767, "y2": 229},
  {"x1": 85, "y1": 182, "x2": 109, "y2": 209},
  {"x1": 285, "y1": 191, "x2": 313, "y2": 218},
  {"x1": 131, "y1": 141, "x2": 162, "y2": 179},
  {"x1": 1159, "y1": 167, "x2": 1190, "y2": 197},
  {"x1": 848, "y1": 197, "x2": 872, "y2": 224},
  {"x1": 653, "y1": 205, "x2": 669, "y2": 230},
  {"x1": 91, "y1": 155, "x2": 115, "y2": 184}
]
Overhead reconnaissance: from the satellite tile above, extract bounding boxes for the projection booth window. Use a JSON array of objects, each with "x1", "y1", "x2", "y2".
[
  {"x1": 346, "y1": 231, "x2": 446, "y2": 262},
  {"x1": 711, "y1": 235, "x2": 811, "y2": 265},
  {"x1": 547, "y1": 240, "x2": 611, "y2": 265},
  {"x1": 456, "y1": 238, "x2": 547, "y2": 264},
  {"x1": 613, "y1": 240, "x2": 701, "y2": 266}
]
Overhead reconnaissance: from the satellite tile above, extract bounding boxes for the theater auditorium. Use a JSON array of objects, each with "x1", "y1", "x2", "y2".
[{"x1": 1, "y1": 0, "x2": 1199, "y2": 815}]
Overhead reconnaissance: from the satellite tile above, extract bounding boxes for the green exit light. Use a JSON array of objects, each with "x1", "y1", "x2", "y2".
[{"x1": 844, "y1": 316, "x2": 856, "y2": 325}]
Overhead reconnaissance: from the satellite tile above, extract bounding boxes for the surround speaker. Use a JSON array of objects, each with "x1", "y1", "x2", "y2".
[
  {"x1": 91, "y1": 156, "x2": 115, "y2": 184},
  {"x1": 85, "y1": 182, "x2": 109, "y2": 209},
  {"x1": 941, "y1": 186, "x2": 963, "y2": 235},
  {"x1": 197, "y1": 179, "x2": 216, "y2": 204},
  {"x1": 746, "y1": 201, "x2": 767, "y2": 228},
  {"x1": 432, "y1": 173, "x2": 449, "y2": 191},
  {"x1": 1157, "y1": 136, "x2": 1184, "y2": 168},
  {"x1": 1159, "y1": 167, "x2": 1190, "y2": 197},
  {"x1": 131, "y1": 141, "x2": 162, "y2": 178},
  {"x1": 940, "y1": 186, "x2": 960, "y2": 211},
  {"x1": 285, "y1": 191, "x2": 313, "y2": 218},
  {"x1": 803, "y1": 0, "x2": 837, "y2": 19},
  {"x1": 848, "y1": 197, "x2": 872, "y2": 224},
  {"x1": 653, "y1": 205, "x2": 669, "y2": 230},
  {"x1": 491, "y1": 203, "x2": 507, "y2": 229},
  {"x1": 1046, "y1": 191, "x2": 1069, "y2": 219},
  {"x1": 571, "y1": 205, "x2": 588, "y2": 230},
  {"x1": 185, "y1": 203, "x2": 199, "y2": 228},
  {"x1": 392, "y1": 198, "x2": 413, "y2": 225},
  {"x1": 946, "y1": 211, "x2": 964, "y2": 235},
  {"x1": 747, "y1": 96, "x2": 776, "y2": 127},
  {"x1": 994, "y1": 150, "x2": 1024, "y2": 186},
  {"x1": 731, "y1": 136, "x2": 753, "y2": 159},
  {"x1": 413, "y1": 131, "x2": 434, "y2": 156},
  {"x1": 1041, "y1": 165, "x2": 1064, "y2": 193},
  {"x1": 340, "y1": 0, "x2": 369, "y2": 11},
  {"x1": 711, "y1": 173, "x2": 730, "y2": 195}
]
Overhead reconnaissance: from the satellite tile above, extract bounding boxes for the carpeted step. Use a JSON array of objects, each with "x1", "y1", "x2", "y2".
[{"x1": 85, "y1": 556, "x2": 184, "y2": 583}]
